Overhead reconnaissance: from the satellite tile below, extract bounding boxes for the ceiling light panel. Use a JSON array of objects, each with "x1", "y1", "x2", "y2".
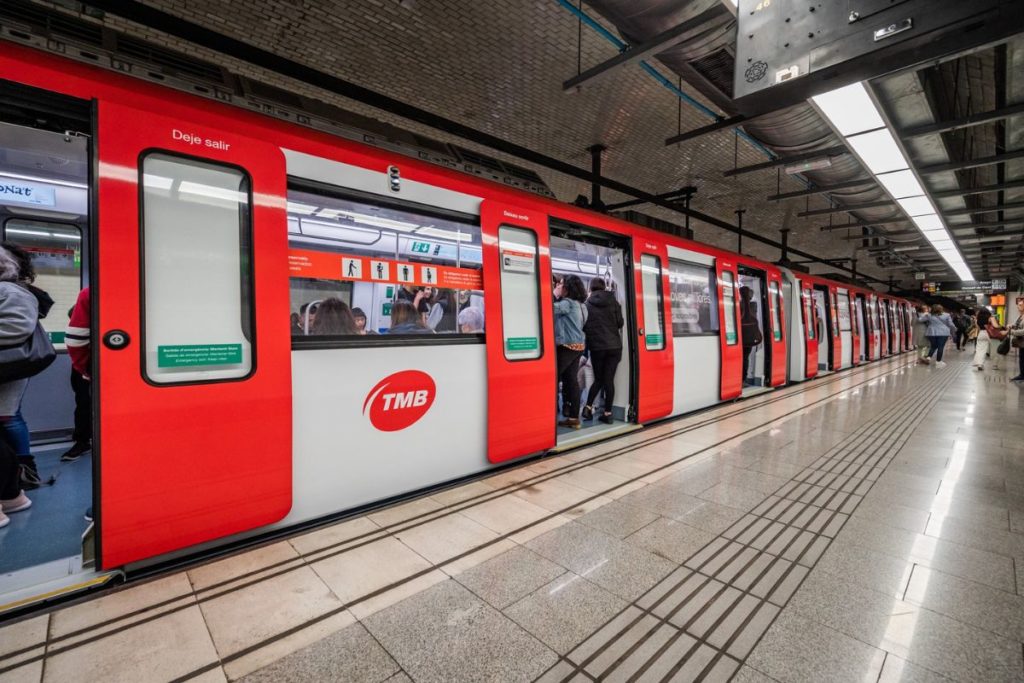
[
  {"x1": 876, "y1": 170, "x2": 924, "y2": 199},
  {"x1": 896, "y1": 196, "x2": 936, "y2": 217},
  {"x1": 811, "y1": 82, "x2": 885, "y2": 137},
  {"x1": 845, "y1": 128, "x2": 909, "y2": 174}
]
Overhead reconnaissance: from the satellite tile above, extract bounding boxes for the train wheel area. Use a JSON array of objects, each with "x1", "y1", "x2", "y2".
[{"x1": 4, "y1": 353, "x2": 1023, "y2": 681}]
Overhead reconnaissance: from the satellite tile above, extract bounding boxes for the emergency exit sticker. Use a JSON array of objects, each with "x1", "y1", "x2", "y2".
[
  {"x1": 157, "y1": 344, "x2": 243, "y2": 367},
  {"x1": 505, "y1": 337, "x2": 538, "y2": 351}
]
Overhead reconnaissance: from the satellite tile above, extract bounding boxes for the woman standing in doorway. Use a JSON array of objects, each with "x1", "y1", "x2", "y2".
[
  {"x1": 582, "y1": 277, "x2": 624, "y2": 424},
  {"x1": 554, "y1": 275, "x2": 587, "y2": 429}
]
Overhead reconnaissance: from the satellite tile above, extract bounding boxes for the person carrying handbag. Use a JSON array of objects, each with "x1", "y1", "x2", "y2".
[
  {"x1": 1010, "y1": 297, "x2": 1024, "y2": 381},
  {"x1": 0, "y1": 246, "x2": 44, "y2": 526},
  {"x1": 986, "y1": 315, "x2": 1009, "y2": 371}
]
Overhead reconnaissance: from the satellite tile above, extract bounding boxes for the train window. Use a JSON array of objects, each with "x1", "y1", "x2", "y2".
[
  {"x1": 640, "y1": 254, "x2": 665, "y2": 350},
  {"x1": 838, "y1": 293, "x2": 852, "y2": 332},
  {"x1": 722, "y1": 271, "x2": 738, "y2": 345},
  {"x1": 768, "y1": 281, "x2": 782, "y2": 341},
  {"x1": 498, "y1": 226, "x2": 542, "y2": 360},
  {"x1": 286, "y1": 187, "x2": 484, "y2": 342},
  {"x1": 140, "y1": 153, "x2": 254, "y2": 384},
  {"x1": 667, "y1": 259, "x2": 718, "y2": 336},
  {"x1": 2, "y1": 219, "x2": 82, "y2": 349},
  {"x1": 803, "y1": 289, "x2": 815, "y2": 340}
]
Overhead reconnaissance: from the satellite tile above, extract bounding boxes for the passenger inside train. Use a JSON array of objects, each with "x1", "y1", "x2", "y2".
[{"x1": 285, "y1": 189, "x2": 485, "y2": 337}]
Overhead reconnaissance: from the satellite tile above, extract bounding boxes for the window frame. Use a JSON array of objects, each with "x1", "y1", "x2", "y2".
[
  {"x1": 768, "y1": 280, "x2": 783, "y2": 341},
  {"x1": 138, "y1": 149, "x2": 257, "y2": 386},
  {"x1": 1, "y1": 216, "x2": 85, "y2": 350},
  {"x1": 498, "y1": 225, "x2": 544, "y2": 362},
  {"x1": 640, "y1": 253, "x2": 665, "y2": 350},
  {"x1": 285, "y1": 178, "x2": 486, "y2": 349},
  {"x1": 667, "y1": 258, "x2": 720, "y2": 338}
]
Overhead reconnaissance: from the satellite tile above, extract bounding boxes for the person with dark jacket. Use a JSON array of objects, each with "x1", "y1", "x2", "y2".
[
  {"x1": 740, "y1": 286, "x2": 763, "y2": 386},
  {"x1": 582, "y1": 278, "x2": 624, "y2": 424}
]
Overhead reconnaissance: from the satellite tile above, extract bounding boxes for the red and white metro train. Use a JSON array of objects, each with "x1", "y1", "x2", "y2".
[{"x1": 0, "y1": 41, "x2": 915, "y2": 606}]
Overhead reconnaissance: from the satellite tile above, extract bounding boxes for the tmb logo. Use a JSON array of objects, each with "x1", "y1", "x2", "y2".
[{"x1": 363, "y1": 370, "x2": 436, "y2": 432}]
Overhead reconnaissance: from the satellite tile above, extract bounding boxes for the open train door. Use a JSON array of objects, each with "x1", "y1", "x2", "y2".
[
  {"x1": 767, "y1": 271, "x2": 787, "y2": 386},
  {"x1": 481, "y1": 201, "x2": 556, "y2": 462},
  {"x1": 636, "y1": 239, "x2": 674, "y2": 420},
  {"x1": 850, "y1": 294, "x2": 861, "y2": 365},
  {"x1": 717, "y1": 258, "x2": 743, "y2": 398},
  {"x1": 96, "y1": 102, "x2": 293, "y2": 567},
  {"x1": 800, "y1": 280, "x2": 818, "y2": 379}
]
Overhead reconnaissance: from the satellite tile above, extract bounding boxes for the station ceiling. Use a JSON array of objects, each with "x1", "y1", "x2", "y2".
[{"x1": 20, "y1": 0, "x2": 1024, "y2": 288}]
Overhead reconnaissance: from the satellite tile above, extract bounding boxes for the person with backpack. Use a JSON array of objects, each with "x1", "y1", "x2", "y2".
[
  {"x1": 1, "y1": 243, "x2": 53, "y2": 488},
  {"x1": 0, "y1": 246, "x2": 40, "y2": 525},
  {"x1": 582, "y1": 277, "x2": 624, "y2": 424}
]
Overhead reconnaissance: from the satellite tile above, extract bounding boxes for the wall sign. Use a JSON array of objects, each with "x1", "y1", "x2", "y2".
[{"x1": 0, "y1": 180, "x2": 56, "y2": 207}]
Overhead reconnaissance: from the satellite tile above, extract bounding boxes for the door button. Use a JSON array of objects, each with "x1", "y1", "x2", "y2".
[{"x1": 103, "y1": 330, "x2": 131, "y2": 350}]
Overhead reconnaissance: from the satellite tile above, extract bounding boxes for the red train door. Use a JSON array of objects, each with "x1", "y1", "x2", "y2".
[
  {"x1": 636, "y1": 240, "x2": 674, "y2": 421},
  {"x1": 829, "y1": 286, "x2": 842, "y2": 370},
  {"x1": 481, "y1": 201, "x2": 555, "y2": 462},
  {"x1": 767, "y1": 273, "x2": 787, "y2": 386},
  {"x1": 718, "y1": 259, "x2": 743, "y2": 398},
  {"x1": 96, "y1": 102, "x2": 292, "y2": 567},
  {"x1": 850, "y1": 294, "x2": 861, "y2": 365},
  {"x1": 801, "y1": 280, "x2": 818, "y2": 379}
]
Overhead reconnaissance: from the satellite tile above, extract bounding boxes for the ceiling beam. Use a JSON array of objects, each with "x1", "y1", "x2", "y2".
[
  {"x1": 931, "y1": 179, "x2": 1024, "y2": 200},
  {"x1": 820, "y1": 218, "x2": 910, "y2": 231},
  {"x1": 919, "y1": 148, "x2": 1024, "y2": 175},
  {"x1": 665, "y1": 116, "x2": 746, "y2": 146},
  {"x1": 899, "y1": 101, "x2": 1024, "y2": 138},
  {"x1": 766, "y1": 178, "x2": 875, "y2": 201},
  {"x1": 562, "y1": 5, "x2": 724, "y2": 92},
  {"x1": 797, "y1": 200, "x2": 895, "y2": 217},
  {"x1": 723, "y1": 145, "x2": 848, "y2": 177},
  {"x1": 942, "y1": 201, "x2": 1024, "y2": 218}
]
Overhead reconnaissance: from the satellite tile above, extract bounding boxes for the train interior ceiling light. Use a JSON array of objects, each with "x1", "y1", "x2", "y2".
[{"x1": 811, "y1": 82, "x2": 973, "y2": 282}]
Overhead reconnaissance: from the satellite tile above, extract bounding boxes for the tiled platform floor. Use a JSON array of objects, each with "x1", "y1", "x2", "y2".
[{"x1": 2, "y1": 351, "x2": 1023, "y2": 682}]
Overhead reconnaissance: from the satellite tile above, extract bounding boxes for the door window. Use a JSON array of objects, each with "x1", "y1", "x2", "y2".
[
  {"x1": 803, "y1": 289, "x2": 815, "y2": 340},
  {"x1": 141, "y1": 152, "x2": 254, "y2": 384},
  {"x1": 640, "y1": 254, "x2": 664, "y2": 350},
  {"x1": 498, "y1": 226, "x2": 542, "y2": 360},
  {"x1": 722, "y1": 271, "x2": 738, "y2": 345},
  {"x1": 768, "y1": 281, "x2": 782, "y2": 341}
]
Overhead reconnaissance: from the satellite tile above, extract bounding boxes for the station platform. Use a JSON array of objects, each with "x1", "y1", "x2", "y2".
[{"x1": 2, "y1": 353, "x2": 1022, "y2": 683}]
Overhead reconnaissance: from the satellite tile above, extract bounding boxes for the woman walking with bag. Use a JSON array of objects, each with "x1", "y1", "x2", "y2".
[
  {"x1": 553, "y1": 275, "x2": 588, "y2": 429},
  {"x1": 918, "y1": 304, "x2": 956, "y2": 367},
  {"x1": 0, "y1": 247, "x2": 41, "y2": 527}
]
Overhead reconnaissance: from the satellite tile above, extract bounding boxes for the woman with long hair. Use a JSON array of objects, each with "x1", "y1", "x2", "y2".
[
  {"x1": 309, "y1": 297, "x2": 359, "y2": 336},
  {"x1": 553, "y1": 275, "x2": 588, "y2": 429}
]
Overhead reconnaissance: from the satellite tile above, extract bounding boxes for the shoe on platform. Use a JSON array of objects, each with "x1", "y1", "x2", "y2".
[
  {"x1": 558, "y1": 418, "x2": 581, "y2": 430},
  {"x1": 936, "y1": 361, "x2": 947, "y2": 368},
  {"x1": 581, "y1": 406, "x2": 593, "y2": 421},
  {"x1": 1, "y1": 491, "x2": 31, "y2": 514},
  {"x1": 598, "y1": 413, "x2": 613, "y2": 424},
  {"x1": 61, "y1": 442, "x2": 91, "y2": 462}
]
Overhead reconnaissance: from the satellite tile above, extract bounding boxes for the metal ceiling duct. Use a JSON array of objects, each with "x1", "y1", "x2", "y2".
[{"x1": 584, "y1": 0, "x2": 906, "y2": 243}]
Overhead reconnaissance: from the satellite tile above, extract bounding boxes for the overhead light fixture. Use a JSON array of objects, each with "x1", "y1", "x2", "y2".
[
  {"x1": 812, "y1": 81, "x2": 973, "y2": 281},
  {"x1": 876, "y1": 170, "x2": 923, "y2": 199},
  {"x1": 784, "y1": 156, "x2": 834, "y2": 174},
  {"x1": 845, "y1": 128, "x2": 908, "y2": 174},
  {"x1": 896, "y1": 196, "x2": 936, "y2": 217},
  {"x1": 810, "y1": 82, "x2": 885, "y2": 137},
  {"x1": 0, "y1": 171, "x2": 88, "y2": 190}
]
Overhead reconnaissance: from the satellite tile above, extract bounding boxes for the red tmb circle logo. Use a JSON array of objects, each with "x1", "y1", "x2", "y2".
[{"x1": 363, "y1": 370, "x2": 436, "y2": 432}]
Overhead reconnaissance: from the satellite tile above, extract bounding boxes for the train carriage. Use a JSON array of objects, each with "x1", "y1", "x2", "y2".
[{"x1": 0, "y1": 41, "x2": 914, "y2": 610}]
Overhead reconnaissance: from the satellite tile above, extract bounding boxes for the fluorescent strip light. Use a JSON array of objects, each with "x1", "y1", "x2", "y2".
[
  {"x1": 811, "y1": 82, "x2": 885, "y2": 136},
  {"x1": 0, "y1": 171, "x2": 87, "y2": 190},
  {"x1": 912, "y1": 214, "x2": 943, "y2": 231},
  {"x1": 287, "y1": 201, "x2": 317, "y2": 215},
  {"x1": 845, "y1": 128, "x2": 909, "y2": 174},
  {"x1": 178, "y1": 181, "x2": 246, "y2": 203},
  {"x1": 416, "y1": 226, "x2": 473, "y2": 242},
  {"x1": 875, "y1": 170, "x2": 924, "y2": 199},
  {"x1": 143, "y1": 174, "x2": 173, "y2": 191},
  {"x1": 896, "y1": 195, "x2": 936, "y2": 217}
]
